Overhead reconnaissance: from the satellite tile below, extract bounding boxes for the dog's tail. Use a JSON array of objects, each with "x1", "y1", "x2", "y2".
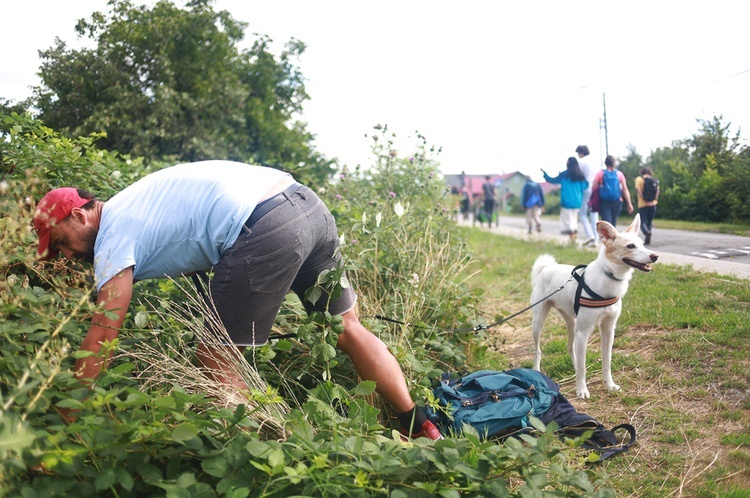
[{"x1": 531, "y1": 254, "x2": 557, "y2": 287}]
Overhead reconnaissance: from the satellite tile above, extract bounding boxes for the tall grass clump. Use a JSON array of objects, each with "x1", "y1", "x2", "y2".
[
  {"x1": 127, "y1": 278, "x2": 291, "y2": 438},
  {"x1": 320, "y1": 126, "x2": 486, "y2": 384}
]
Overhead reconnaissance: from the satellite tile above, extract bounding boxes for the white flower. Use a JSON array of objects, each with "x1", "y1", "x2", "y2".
[
  {"x1": 0, "y1": 180, "x2": 8, "y2": 194},
  {"x1": 394, "y1": 202, "x2": 405, "y2": 217},
  {"x1": 111, "y1": 170, "x2": 122, "y2": 180},
  {"x1": 375, "y1": 212, "x2": 382, "y2": 228},
  {"x1": 408, "y1": 273, "x2": 420, "y2": 288}
]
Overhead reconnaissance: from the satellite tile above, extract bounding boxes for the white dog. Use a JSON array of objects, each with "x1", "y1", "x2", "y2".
[{"x1": 530, "y1": 214, "x2": 658, "y2": 399}]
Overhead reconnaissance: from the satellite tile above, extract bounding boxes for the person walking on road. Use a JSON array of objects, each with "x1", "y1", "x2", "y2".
[
  {"x1": 521, "y1": 175, "x2": 545, "y2": 234},
  {"x1": 592, "y1": 155, "x2": 633, "y2": 228},
  {"x1": 576, "y1": 145, "x2": 599, "y2": 246},
  {"x1": 635, "y1": 166, "x2": 660, "y2": 245},
  {"x1": 542, "y1": 157, "x2": 589, "y2": 242},
  {"x1": 32, "y1": 160, "x2": 441, "y2": 440},
  {"x1": 481, "y1": 176, "x2": 497, "y2": 227}
]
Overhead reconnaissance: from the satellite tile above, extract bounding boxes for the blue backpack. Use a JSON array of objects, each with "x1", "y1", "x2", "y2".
[
  {"x1": 426, "y1": 369, "x2": 636, "y2": 461},
  {"x1": 599, "y1": 170, "x2": 622, "y2": 202}
]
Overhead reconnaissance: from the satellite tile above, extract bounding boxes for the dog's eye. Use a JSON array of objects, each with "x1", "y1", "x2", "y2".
[{"x1": 627, "y1": 244, "x2": 636, "y2": 249}]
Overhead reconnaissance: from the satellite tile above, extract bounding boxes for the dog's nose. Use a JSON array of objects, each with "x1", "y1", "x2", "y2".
[{"x1": 650, "y1": 253, "x2": 659, "y2": 262}]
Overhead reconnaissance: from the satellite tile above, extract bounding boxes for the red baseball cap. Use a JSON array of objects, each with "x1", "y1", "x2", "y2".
[{"x1": 33, "y1": 188, "x2": 90, "y2": 260}]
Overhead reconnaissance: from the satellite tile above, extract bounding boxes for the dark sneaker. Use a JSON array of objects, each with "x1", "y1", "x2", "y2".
[
  {"x1": 400, "y1": 420, "x2": 443, "y2": 441},
  {"x1": 644, "y1": 233, "x2": 651, "y2": 245}
]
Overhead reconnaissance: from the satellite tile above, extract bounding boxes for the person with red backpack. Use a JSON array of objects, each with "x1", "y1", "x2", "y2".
[
  {"x1": 592, "y1": 155, "x2": 633, "y2": 228},
  {"x1": 635, "y1": 167, "x2": 660, "y2": 245}
]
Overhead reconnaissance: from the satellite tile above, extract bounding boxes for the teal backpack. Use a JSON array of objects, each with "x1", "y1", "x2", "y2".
[{"x1": 427, "y1": 368, "x2": 637, "y2": 461}]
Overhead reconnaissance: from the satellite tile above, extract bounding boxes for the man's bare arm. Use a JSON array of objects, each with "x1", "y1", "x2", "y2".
[{"x1": 74, "y1": 267, "x2": 134, "y2": 383}]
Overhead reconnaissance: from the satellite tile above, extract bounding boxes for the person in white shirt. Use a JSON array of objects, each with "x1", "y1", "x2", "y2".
[{"x1": 575, "y1": 145, "x2": 599, "y2": 246}]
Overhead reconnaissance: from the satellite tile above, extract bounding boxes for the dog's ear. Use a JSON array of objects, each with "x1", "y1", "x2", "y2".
[
  {"x1": 625, "y1": 213, "x2": 640, "y2": 233},
  {"x1": 596, "y1": 220, "x2": 618, "y2": 242}
]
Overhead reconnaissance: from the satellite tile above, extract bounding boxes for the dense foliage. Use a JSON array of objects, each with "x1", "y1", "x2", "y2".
[
  {"x1": 0, "y1": 113, "x2": 613, "y2": 496},
  {"x1": 28, "y1": 0, "x2": 334, "y2": 186},
  {"x1": 617, "y1": 116, "x2": 750, "y2": 223}
]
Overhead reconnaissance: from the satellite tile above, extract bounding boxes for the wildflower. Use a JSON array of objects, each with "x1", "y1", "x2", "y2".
[
  {"x1": 408, "y1": 273, "x2": 420, "y2": 288},
  {"x1": 0, "y1": 180, "x2": 8, "y2": 194},
  {"x1": 336, "y1": 194, "x2": 343, "y2": 200},
  {"x1": 111, "y1": 170, "x2": 122, "y2": 180},
  {"x1": 389, "y1": 149, "x2": 398, "y2": 157},
  {"x1": 389, "y1": 191, "x2": 396, "y2": 198},
  {"x1": 318, "y1": 187, "x2": 327, "y2": 195},
  {"x1": 394, "y1": 202, "x2": 405, "y2": 217},
  {"x1": 376, "y1": 212, "x2": 382, "y2": 227}
]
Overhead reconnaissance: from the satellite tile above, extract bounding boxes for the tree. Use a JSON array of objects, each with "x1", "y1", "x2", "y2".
[
  {"x1": 683, "y1": 116, "x2": 740, "y2": 177},
  {"x1": 31, "y1": 0, "x2": 334, "y2": 185},
  {"x1": 642, "y1": 116, "x2": 748, "y2": 223}
]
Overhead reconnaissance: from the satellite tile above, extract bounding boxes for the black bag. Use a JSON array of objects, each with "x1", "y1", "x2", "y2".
[
  {"x1": 427, "y1": 369, "x2": 637, "y2": 462},
  {"x1": 642, "y1": 176, "x2": 659, "y2": 201}
]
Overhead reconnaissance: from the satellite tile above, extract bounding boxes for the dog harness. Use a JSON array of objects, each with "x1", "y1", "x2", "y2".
[{"x1": 571, "y1": 265, "x2": 621, "y2": 315}]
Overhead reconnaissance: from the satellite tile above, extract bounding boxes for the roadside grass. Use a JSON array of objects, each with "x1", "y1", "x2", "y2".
[{"x1": 459, "y1": 226, "x2": 750, "y2": 497}]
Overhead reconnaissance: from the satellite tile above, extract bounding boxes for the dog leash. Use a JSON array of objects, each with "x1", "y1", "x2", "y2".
[{"x1": 373, "y1": 276, "x2": 575, "y2": 334}]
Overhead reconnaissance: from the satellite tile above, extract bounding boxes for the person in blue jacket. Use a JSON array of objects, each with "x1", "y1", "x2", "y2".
[
  {"x1": 541, "y1": 157, "x2": 589, "y2": 242},
  {"x1": 521, "y1": 175, "x2": 545, "y2": 234}
]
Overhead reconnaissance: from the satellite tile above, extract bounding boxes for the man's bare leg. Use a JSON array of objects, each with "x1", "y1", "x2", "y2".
[
  {"x1": 195, "y1": 342, "x2": 249, "y2": 391},
  {"x1": 335, "y1": 309, "x2": 414, "y2": 413}
]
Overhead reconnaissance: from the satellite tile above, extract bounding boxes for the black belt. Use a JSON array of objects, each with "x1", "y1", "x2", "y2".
[{"x1": 245, "y1": 182, "x2": 302, "y2": 228}]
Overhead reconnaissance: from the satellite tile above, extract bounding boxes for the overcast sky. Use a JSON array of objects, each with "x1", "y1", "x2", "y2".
[{"x1": 3, "y1": 1, "x2": 749, "y2": 181}]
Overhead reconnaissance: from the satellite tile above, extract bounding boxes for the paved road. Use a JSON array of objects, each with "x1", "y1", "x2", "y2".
[{"x1": 457, "y1": 214, "x2": 750, "y2": 280}]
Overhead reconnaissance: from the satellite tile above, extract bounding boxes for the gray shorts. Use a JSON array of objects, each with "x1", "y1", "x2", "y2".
[{"x1": 209, "y1": 185, "x2": 356, "y2": 346}]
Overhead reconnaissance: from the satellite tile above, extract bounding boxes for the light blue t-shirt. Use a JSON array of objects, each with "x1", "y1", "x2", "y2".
[{"x1": 94, "y1": 161, "x2": 290, "y2": 291}]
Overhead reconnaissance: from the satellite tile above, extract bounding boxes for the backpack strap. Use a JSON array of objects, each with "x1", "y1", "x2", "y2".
[{"x1": 592, "y1": 423, "x2": 637, "y2": 462}]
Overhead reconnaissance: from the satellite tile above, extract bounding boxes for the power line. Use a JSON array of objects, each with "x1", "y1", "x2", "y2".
[{"x1": 713, "y1": 68, "x2": 750, "y2": 84}]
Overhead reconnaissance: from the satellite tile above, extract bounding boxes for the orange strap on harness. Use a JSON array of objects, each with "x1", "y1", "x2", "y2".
[{"x1": 571, "y1": 265, "x2": 621, "y2": 315}]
